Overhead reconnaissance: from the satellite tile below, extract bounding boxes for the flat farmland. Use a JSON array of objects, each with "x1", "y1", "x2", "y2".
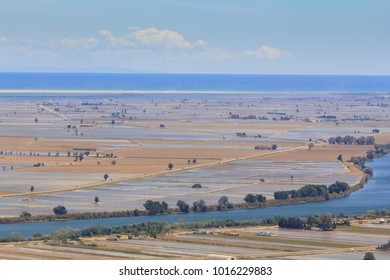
[{"x1": 0, "y1": 94, "x2": 389, "y2": 217}]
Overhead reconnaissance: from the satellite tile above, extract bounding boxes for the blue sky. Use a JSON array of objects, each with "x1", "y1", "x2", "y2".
[{"x1": 0, "y1": 0, "x2": 389, "y2": 74}]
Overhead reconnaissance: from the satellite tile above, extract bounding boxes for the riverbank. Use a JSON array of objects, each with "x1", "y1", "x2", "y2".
[
  {"x1": 2, "y1": 143, "x2": 388, "y2": 227},
  {"x1": 0, "y1": 167, "x2": 371, "y2": 225}
]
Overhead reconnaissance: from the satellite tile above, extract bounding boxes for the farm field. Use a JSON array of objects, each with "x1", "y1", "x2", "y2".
[{"x1": 0, "y1": 93, "x2": 388, "y2": 216}]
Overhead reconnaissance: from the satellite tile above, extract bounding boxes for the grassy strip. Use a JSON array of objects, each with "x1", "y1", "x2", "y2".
[
  {"x1": 170, "y1": 236, "x2": 303, "y2": 253},
  {"x1": 336, "y1": 225, "x2": 390, "y2": 236},
  {"x1": 73, "y1": 244, "x2": 177, "y2": 259},
  {"x1": 203, "y1": 233, "x2": 365, "y2": 249}
]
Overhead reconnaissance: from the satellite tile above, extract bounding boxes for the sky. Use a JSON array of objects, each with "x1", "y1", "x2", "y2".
[{"x1": 0, "y1": 0, "x2": 389, "y2": 74}]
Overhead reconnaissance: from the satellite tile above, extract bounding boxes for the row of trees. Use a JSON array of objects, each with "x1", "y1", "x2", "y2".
[
  {"x1": 176, "y1": 199, "x2": 208, "y2": 213},
  {"x1": 143, "y1": 200, "x2": 169, "y2": 215},
  {"x1": 328, "y1": 135, "x2": 375, "y2": 145},
  {"x1": 278, "y1": 214, "x2": 336, "y2": 231},
  {"x1": 0, "y1": 150, "x2": 107, "y2": 158},
  {"x1": 348, "y1": 144, "x2": 390, "y2": 178},
  {"x1": 7, "y1": 211, "x2": 356, "y2": 243},
  {"x1": 50, "y1": 221, "x2": 167, "y2": 242},
  {"x1": 254, "y1": 144, "x2": 277, "y2": 150},
  {"x1": 244, "y1": 193, "x2": 266, "y2": 203},
  {"x1": 143, "y1": 198, "x2": 233, "y2": 215},
  {"x1": 274, "y1": 182, "x2": 350, "y2": 200}
]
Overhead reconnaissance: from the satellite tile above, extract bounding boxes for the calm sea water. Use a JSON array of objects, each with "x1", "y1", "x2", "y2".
[
  {"x1": 0, "y1": 154, "x2": 389, "y2": 237},
  {"x1": 0, "y1": 73, "x2": 389, "y2": 93}
]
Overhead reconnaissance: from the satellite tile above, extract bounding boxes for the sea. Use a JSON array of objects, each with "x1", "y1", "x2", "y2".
[{"x1": 0, "y1": 72, "x2": 389, "y2": 94}]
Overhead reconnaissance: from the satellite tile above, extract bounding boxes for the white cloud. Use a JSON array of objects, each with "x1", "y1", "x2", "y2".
[
  {"x1": 99, "y1": 29, "x2": 136, "y2": 48},
  {"x1": 99, "y1": 29, "x2": 113, "y2": 38},
  {"x1": 0, "y1": 36, "x2": 8, "y2": 43},
  {"x1": 243, "y1": 45, "x2": 291, "y2": 59},
  {"x1": 130, "y1": 27, "x2": 193, "y2": 49},
  {"x1": 98, "y1": 27, "x2": 201, "y2": 50},
  {"x1": 60, "y1": 37, "x2": 99, "y2": 49},
  {"x1": 195, "y1": 39, "x2": 207, "y2": 47}
]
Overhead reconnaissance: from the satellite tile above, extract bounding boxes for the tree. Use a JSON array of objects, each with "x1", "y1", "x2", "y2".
[
  {"x1": 278, "y1": 217, "x2": 305, "y2": 229},
  {"x1": 328, "y1": 181, "x2": 350, "y2": 194},
  {"x1": 244, "y1": 193, "x2": 257, "y2": 203},
  {"x1": 337, "y1": 154, "x2": 343, "y2": 161},
  {"x1": 149, "y1": 229, "x2": 158, "y2": 239},
  {"x1": 192, "y1": 159, "x2": 197, "y2": 164},
  {"x1": 53, "y1": 205, "x2": 67, "y2": 215},
  {"x1": 193, "y1": 199, "x2": 207, "y2": 212},
  {"x1": 218, "y1": 195, "x2": 229, "y2": 206},
  {"x1": 271, "y1": 144, "x2": 278, "y2": 150},
  {"x1": 161, "y1": 201, "x2": 169, "y2": 212},
  {"x1": 78, "y1": 154, "x2": 84, "y2": 162},
  {"x1": 177, "y1": 200, "x2": 190, "y2": 213},
  {"x1": 20, "y1": 211, "x2": 31, "y2": 218},
  {"x1": 366, "y1": 136, "x2": 375, "y2": 145},
  {"x1": 363, "y1": 166, "x2": 373, "y2": 177},
  {"x1": 274, "y1": 191, "x2": 290, "y2": 200},
  {"x1": 30, "y1": 186, "x2": 35, "y2": 192},
  {"x1": 319, "y1": 214, "x2": 334, "y2": 231},
  {"x1": 328, "y1": 137, "x2": 336, "y2": 144},
  {"x1": 51, "y1": 228, "x2": 81, "y2": 242},
  {"x1": 363, "y1": 252, "x2": 375, "y2": 260},
  {"x1": 94, "y1": 196, "x2": 100, "y2": 204},
  {"x1": 367, "y1": 150, "x2": 375, "y2": 160},
  {"x1": 218, "y1": 195, "x2": 231, "y2": 210},
  {"x1": 103, "y1": 174, "x2": 109, "y2": 181},
  {"x1": 308, "y1": 142, "x2": 315, "y2": 150},
  {"x1": 168, "y1": 163, "x2": 174, "y2": 170},
  {"x1": 143, "y1": 200, "x2": 166, "y2": 215},
  {"x1": 111, "y1": 160, "x2": 117, "y2": 166},
  {"x1": 256, "y1": 194, "x2": 266, "y2": 203}
]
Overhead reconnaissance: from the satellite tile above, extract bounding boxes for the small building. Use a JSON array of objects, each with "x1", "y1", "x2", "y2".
[{"x1": 106, "y1": 236, "x2": 118, "y2": 241}]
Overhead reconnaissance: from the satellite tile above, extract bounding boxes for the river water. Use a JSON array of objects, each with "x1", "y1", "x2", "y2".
[{"x1": 1, "y1": 155, "x2": 389, "y2": 237}]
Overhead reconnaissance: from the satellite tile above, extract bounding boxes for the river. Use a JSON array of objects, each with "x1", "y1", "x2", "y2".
[{"x1": 1, "y1": 154, "x2": 389, "y2": 237}]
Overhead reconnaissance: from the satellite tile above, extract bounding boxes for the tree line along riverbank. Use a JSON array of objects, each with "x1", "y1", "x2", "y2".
[{"x1": 2, "y1": 208, "x2": 390, "y2": 243}]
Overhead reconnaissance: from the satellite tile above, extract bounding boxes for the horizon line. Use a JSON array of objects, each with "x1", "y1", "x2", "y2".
[{"x1": 0, "y1": 71, "x2": 390, "y2": 77}]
